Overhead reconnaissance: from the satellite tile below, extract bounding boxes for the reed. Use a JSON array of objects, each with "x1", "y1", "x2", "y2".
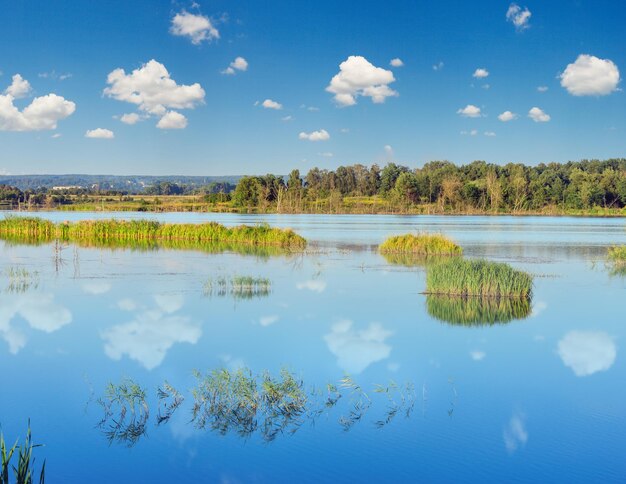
[
  {"x1": 426, "y1": 294, "x2": 532, "y2": 326},
  {"x1": 0, "y1": 217, "x2": 306, "y2": 250},
  {"x1": 1, "y1": 422, "x2": 45, "y2": 484},
  {"x1": 608, "y1": 245, "x2": 626, "y2": 264},
  {"x1": 379, "y1": 233, "x2": 462, "y2": 256},
  {"x1": 425, "y1": 258, "x2": 532, "y2": 298}
]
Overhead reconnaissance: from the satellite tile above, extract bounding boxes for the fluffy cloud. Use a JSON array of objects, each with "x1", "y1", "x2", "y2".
[
  {"x1": 528, "y1": 107, "x2": 550, "y2": 122},
  {"x1": 506, "y1": 3, "x2": 531, "y2": 30},
  {"x1": 557, "y1": 331, "x2": 616, "y2": 377},
  {"x1": 326, "y1": 55, "x2": 398, "y2": 106},
  {"x1": 120, "y1": 113, "x2": 141, "y2": 125},
  {"x1": 156, "y1": 111, "x2": 187, "y2": 129},
  {"x1": 261, "y1": 99, "x2": 282, "y2": 110},
  {"x1": 0, "y1": 85, "x2": 76, "y2": 132},
  {"x1": 170, "y1": 10, "x2": 219, "y2": 45},
  {"x1": 390, "y1": 58, "x2": 404, "y2": 67},
  {"x1": 559, "y1": 54, "x2": 621, "y2": 96},
  {"x1": 457, "y1": 104, "x2": 482, "y2": 117},
  {"x1": 503, "y1": 412, "x2": 528, "y2": 453},
  {"x1": 104, "y1": 60, "x2": 204, "y2": 129},
  {"x1": 299, "y1": 129, "x2": 330, "y2": 141},
  {"x1": 324, "y1": 320, "x2": 393, "y2": 374},
  {"x1": 259, "y1": 315, "x2": 279, "y2": 327},
  {"x1": 473, "y1": 68, "x2": 489, "y2": 79},
  {"x1": 498, "y1": 110, "x2": 518, "y2": 122},
  {"x1": 85, "y1": 128, "x2": 114, "y2": 139},
  {"x1": 4, "y1": 74, "x2": 32, "y2": 99},
  {"x1": 460, "y1": 129, "x2": 478, "y2": 136},
  {"x1": 537, "y1": 86, "x2": 549, "y2": 93},
  {"x1": 222, "y1": 56, "x2": 248, "y2": 75}
]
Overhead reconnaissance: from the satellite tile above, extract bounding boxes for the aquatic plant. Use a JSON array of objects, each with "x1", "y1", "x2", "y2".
[
  {"x1": 426, "y1": 294, "x2": 532, "y2": 326},
  {"x1": 204, "y1": 275, "x2": 272, "y2": 299},
  {"x1": 97, "y1": 379, "x2": 150, "y2": 447},
  {"x1": 3, "y1": 267, "x2": 39, "y2": 294},
  {"x1": 379, "y1": 233, "x2": 462, "y2": 256},
  {"x1": 156, "y1": 382, "x2": 184, "y2": 426},
  {"x1": 1, "y1": 422, "x2": 45, "y2": 484},
  {"x1": 425, "y1": 258, "x2": 533, "y2": 298},
  {"x1": 0, "y1": 217, "x2": 306, "y2": 250}
]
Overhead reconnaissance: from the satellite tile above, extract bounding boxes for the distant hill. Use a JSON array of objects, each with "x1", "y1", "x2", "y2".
[{"x1": 0, "y1": 174, "x2": 242, "y2": 193}]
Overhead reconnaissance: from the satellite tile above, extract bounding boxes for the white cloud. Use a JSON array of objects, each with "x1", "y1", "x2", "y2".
[
  {"x1": 324, "y1": 320, "x2": 393, "y2": 374},
  {"x1": 484, "y1": 131, "x2": 496, "y2": 137},
  {"x1": 261, "y1": 99, "x2": 282, "y2": 110},
  {"x1": 299, "y1": 129, "x2": 330, "y2": 141},
  {"x1": 5, "y1": 74, "x2": 32, "y2": 99},
  {"x1": 537, "y1": 86, "x2": 549, "y2": 93},
  {"x1": 104, "y1": 59, "x2": 204, "y2": 128},
  {"x1": 457, "y1": 104, "x2": 482, "y2": 117},
  {"x1": 557, "y1": 331, "x2": 616, "y2": 377},
  {"x1": 460, "y1": 129, "x2": 478, "y2": 136},
  {"x1": 170, "y1": 10, "x2": 219, "y2": 45},
  {"x1": 559, "y1": 54, "x2": 621, "y2": 96},
  {"x1": 433, "y1": 61, "x2": 444, "y2": 71},
  {"x1": 482, "y1": 83, "x2": 490, "y2": 90},
  {"x1": 222, "y1": 56, "x2": 248, "y2": 75},
  {"x1": 470, "y1": 350, "x2": 486, "y2": 361},
  {"x1": 528, "y1": 107, "x2": 550, "y2": 122},
  {"x1": 506, "y1": 3, "x2": 531, "y2": 31},
  {"x1": 82, "y1": 281, "x2": 112, "y2": 294},
  {"x1": 156, "y1": 111, "x2": 187, "y2": 129},
  {"x1": 38, "y1": 71, "x2": 72, "y2": 81},
  {"x1": 0, "y1": 78, "x2": 75, "y2": 132},
  {"x1": 503, "y1": 412, "x2": 528, "y2": 453},
  {"x1": 390, "y1": 58, "x2": 404, "y2": 67},
  {"x1": 326, "y1": 55, "x2": 398, "y2": 106},
  {"x1": 85, "y1": 128, "x2": 114, "y2": 139},
  {"x1": 498, "y1": 110, "x2": 518, "y2": 122},
  {"x1": 281, "y1": 115, "x2": 293, "y2": 122},
  {"x1": 318, "y1": 152, "x2": 333, "y2": 157},
  {"x1": 117, "y1": 298, "x2": 137, "y2": 311},
  {"x1": 296, "y1": 280, "x2": 327, "y2": 292},
  {"x1": 120, "y1": 113, "x2": 141, "y2": 125},
  {"x1": 154, "y1": 294, "x2": 184, "y2": 314},
  {"x1": 259, "y1": 315, "x2": 279, "y2": 327},
  {"x1": 384, "y1": 144, "x2": 393, "y2": 155},
  {"x1": 51, "y1": 133, "x2": 62, "y2": 139},
  {"x1": 473, "y1": 68, "x2": 489, "y2": 79}
]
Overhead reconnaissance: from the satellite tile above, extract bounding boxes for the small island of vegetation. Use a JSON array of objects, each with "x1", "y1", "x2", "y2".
[{"x1": 379, "y1": 233, "x2": 462, "y2": 256}]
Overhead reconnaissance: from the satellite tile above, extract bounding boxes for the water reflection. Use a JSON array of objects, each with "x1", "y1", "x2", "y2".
[
  {"x1": 426, "y1": 295, "x2": 531, "y2": 326},
  {"x1": 381, "y1": 253, "x2": 450, "y2": 268},
  {"x1": 0, "y1": 293, "x2": 72, "y2": 354},
  {"x1": 503, "y1": 411, "x2": 528, "y2": 453},
  {"x1": 324, "y1": 320, "x2": 393, "y2": 374},
  {"x1": 97, "y1": 379, "x2": 150, "y2": 447},
  {"x1": 557, "y1": 331, "x2": 617, "y2": 377},
  {"x1": 102, "y1": 295, "x2": 201, "y2": 370}
]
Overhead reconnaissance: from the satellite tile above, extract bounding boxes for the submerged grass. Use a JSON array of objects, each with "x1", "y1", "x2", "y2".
[
  {"x1": 0, "y1": 216, "x2": 307, "y2": 250},
  {"x1": 426, "y1": 294, "x2": 532, "y2": 326},
  {"x1": 426, "y1": 258, "x2": 533, "y2": 298},
  {"x1": 379, "y1": 233, "x2": 462, "y2": 256}
]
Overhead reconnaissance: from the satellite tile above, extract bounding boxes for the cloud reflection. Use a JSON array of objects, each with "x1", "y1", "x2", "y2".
[
  {"x1": 102, "y1": 295, "x2": 200, "y2": 370},
  {"x1": 0, "y1": 293, "x2": 72, "y2": 354},
  {"x1": 324, "y1": 319, "x2": 393, "y2": 374},
  {"x1": 296, "y1": 280, "x2": 327, "y2": 293},
  {"x1": 557, "y1": 331, "x2": 617, "y2": 377},
  {"x1": 503, "y1": 412, "x2": 528, "y2": 453}
]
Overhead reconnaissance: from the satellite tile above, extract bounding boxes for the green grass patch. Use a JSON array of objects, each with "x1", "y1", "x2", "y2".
[
  {"x1": 425, "y1": 258, "x2": 533, "y2": 298},
  {"x1": 379, "y1": 233, "x2": 462, "y2": 256},
  {"x1": 0, "y1": 216, "x2": 306, "y2": 250},
  {"x1": 426, "y1": 295, "x2": 531, "y2": 326},
  {"x1": 608, "y1": 245, "x2": 626, "y2": 264}
]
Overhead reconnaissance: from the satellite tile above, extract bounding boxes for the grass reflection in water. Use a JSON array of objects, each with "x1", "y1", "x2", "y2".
[{"x1": 426, "y1": 295, "x2": 532, "y2": 326}]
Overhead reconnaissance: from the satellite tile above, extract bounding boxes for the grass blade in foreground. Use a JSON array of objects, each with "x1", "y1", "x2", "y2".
[
  {"x1": 426, "y1": 258, "x2": 533, "y2": 298},
  {"x1": 379, "y1": 234, "x2": 462, "y2": 256}
]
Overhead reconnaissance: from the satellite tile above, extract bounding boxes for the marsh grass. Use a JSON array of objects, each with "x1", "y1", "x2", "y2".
[
  {"x1": 426, "y1": 258, "x2": 533, "y2": 298},
  {"x1": 97, "y1": 379, "x2": 150, "y2": 447},
  {"x1": 204, "y1": 275, "x2": 271, "y2": 299},
  {"x1": 607, "y1": 246, "x2": 626, "y2": 275},
  {"x1": 1, "y1": 422, "x2": 45, "y2": 484},
  {"x1": 379, "y1": 233, "x2": 462, "y2": 256},
  {"x1": 381, "y1": 252, "x2": 451, "y2": 267},
  {"x1": 0, "y1": 217, "x2": 306, "y2": 250},
  {"x1": 3, "y1": 267, "x2": 39, "y2": 294},
  {"x1": 426, "y1": 294, "x2": 532, "y2": 326}
]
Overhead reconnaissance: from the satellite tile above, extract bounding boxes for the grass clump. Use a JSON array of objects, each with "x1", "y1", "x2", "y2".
[
  {"x1": 379, "y1": 233, "x2": 462, "y2": 256},
  {"x1": 204, "y1": 275, "x2": 272, "y2": 299},
  {"x1": 426, "y1": 295, "x2": 531, "y2": 326},
  {"x1": 1, "y1": 422, "x2": 46, "y2": 484},
  {"x1": 608, "y1": 246, "x2": 626, "y2": 264},
  {"x1": 0, "y1": 216, "x2": 306, "y2": 250},
  {"x1": 426, "y1": 258, "x2": 532, "y2": 298}
]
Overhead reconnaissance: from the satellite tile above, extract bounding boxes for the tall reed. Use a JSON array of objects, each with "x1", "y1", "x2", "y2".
[
  {"x1": 0, "y1": 217, "x2": 306, "y2": 250},
  {"x1": 425, "y1": 258, "x2": 532, "y2": 298},
  {"x1": 1, "y1": 422, "x2": 45, "y2": 484},
  {"x1": 379, "y1": 233, "x2": 462, "y2": 255}
]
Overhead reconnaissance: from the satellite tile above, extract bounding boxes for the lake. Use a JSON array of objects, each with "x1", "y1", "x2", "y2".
[{"x1": 1, "y1": 212, "x2": 625, "y2": 483}]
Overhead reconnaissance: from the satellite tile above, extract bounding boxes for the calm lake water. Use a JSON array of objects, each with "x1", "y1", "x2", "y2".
[{"x1": 1, "y1": 212, "x2": 625, "y2": 483}]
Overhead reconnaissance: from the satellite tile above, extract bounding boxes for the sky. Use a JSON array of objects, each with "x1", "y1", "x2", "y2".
[{"x1": 0, "y1": 0, "x2": 624, "y2": 176}]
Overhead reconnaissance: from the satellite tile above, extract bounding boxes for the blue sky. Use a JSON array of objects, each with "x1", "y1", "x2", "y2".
[{"x1": 0, "y1": 0, "x2": 624, "y2": 175}]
